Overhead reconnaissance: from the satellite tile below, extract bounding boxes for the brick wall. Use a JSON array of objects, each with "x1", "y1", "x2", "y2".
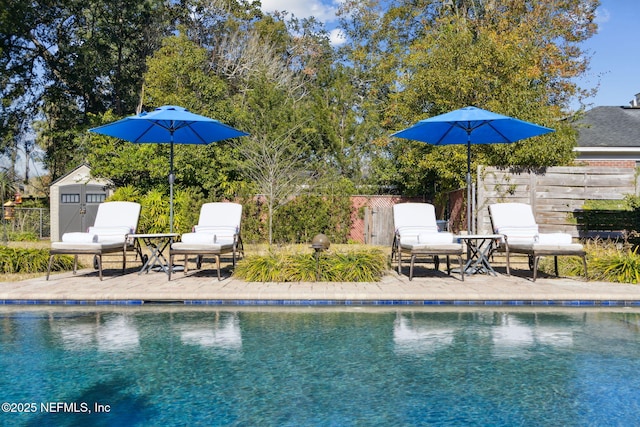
[{"x1": 576, "y1": 160, "x2": 636, "y2": 168}]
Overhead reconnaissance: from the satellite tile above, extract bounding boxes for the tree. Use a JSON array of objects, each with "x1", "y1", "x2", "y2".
[
  {"x1": 334, "y1": 0, "x2": 405, "y2": 191},
  {"x1": 2, "y1": 0, "x2": 603, "y2": 242},
  {"x1": 236, "y1": 131, "x2": 312, "y2": 245},
  {"x1": 88, "y1": 33, "x2": 245, "y2": 199},
  {"x1": 234, "y1": 72, "x2": 314, "y2": 244},
  {"x1": 1, "y1": 0, "x2": 170, "y2": 180},
  {"x1": 358, "y1": 0, "x2": 600, "y2": 196}
]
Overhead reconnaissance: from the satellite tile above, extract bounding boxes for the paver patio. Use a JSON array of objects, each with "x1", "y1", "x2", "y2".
[{"x1": 2, "y1": 263, "x2": 640, "y2": 306}]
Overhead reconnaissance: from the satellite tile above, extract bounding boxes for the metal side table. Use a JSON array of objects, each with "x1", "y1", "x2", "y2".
[
  {"x1": 130, "y1": 233, "x2": 180, "y2": 275},
  {"x1": 456, "y1": 234, "x2": 503, "y2": 276}
]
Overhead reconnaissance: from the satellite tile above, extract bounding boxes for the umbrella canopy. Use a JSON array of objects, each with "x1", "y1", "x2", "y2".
[
  {"x1": 89, "y1": 105, "x2": 248, "y2": 232},
  {"x1": 392, "y1": 106, "x2": 554, "y2": 232}
]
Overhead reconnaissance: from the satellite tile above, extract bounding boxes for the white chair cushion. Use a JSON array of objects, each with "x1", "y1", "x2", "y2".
[
  {"x1": 181, "y1": 232, "x2": 234, "y2": 245},
  {"x1": 496, "y1": 225, "x2": 539, "y2": 245},
  {"x1": 197, "y1": 203, "x2": 242, "y2": 229},
  {"x1": 171, "y1": 241, "x2": 234, "y2": 252},
  {"x1": 51, "y1": 241, "x2": 124, "y2": 251},
  {"x1": 93, "y1": 201, "x2": 141, "y2": 231},
  {"x1": 181, "y1": 233, "x2": 215, "y2": 244},
  {"x1": 536, "y1": 232, "x2": 572, "y2": 245},
  {"x1": 401, "y1": 232, "x2": 455, "y2": 245},
  {"x1": 192, "y1": 226, "x2": 237, "y2": 239},
  {"x1": 87, "y1": 226, "x2": 132, "y2": 243},
  {"x1": 401, "y1": 242, "x2": 463, "y2": 252},
  {"x1": 495, "y1": 225, "x2": 539, "y2": 237},
  {"x1": 397, "y1": 226, "x2": 439, "y2": 237},
  {"x1": 532, "y1": 243, "x2": 584, "y2": 253},
  {"x1": 489, "y1": 203, "x2": 537, "y2": 229},
  {"x1": 62, "y1": 232, "x2": 98, "y2": 243},
  {"x1": 394, "y1": 203, "x2": 439, "y2": 231}
]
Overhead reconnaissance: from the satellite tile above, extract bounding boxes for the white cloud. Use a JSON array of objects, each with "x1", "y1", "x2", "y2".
[
  {"x1": 259, "y1": 1, "x2": 348, "y2": 46},
  {"x1": 259, "y1": 0, "x2": 341, "y2": 23},
  {"x1": 329, "y1": 28, "x2": 346, "y2": 46}
]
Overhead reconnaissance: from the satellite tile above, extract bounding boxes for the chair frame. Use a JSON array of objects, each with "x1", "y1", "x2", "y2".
[
  {"x1": 46, "y1": 201, "x2": 142, "y2": 281},
  {"x1": 392, "y1": 236, "x2": 464, "y2": 281},
  {"x1": 392, "y1": 203, "x2": 464, "y2": 281},
  {"x1": 169, "y1": 235, "x2": 243, "y2": 281},
  {"x1": 47, "y1": 240, "x2": 136, "y2": 281},
  {"x1": 169, "y1": 202, "x2": 244, "y2": 280},
  {"x1": 489, "y1": 203, "x2": 587, "y2": 282}
]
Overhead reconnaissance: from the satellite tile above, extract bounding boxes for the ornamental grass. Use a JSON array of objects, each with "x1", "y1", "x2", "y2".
[
  {"x1": 0, "y1": 246, "x2": 75, "y2": 274},
  {"x1": 234, "y1": 247, "x2": 388, "y2": 282},
  {"x1": 538, "y1": 239, "x2": 640, "y2": 284}
]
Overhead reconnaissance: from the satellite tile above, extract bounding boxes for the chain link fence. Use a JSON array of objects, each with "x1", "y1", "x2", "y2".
[{"x1": 1, "y1": 207, "x2": 50, "y2": 239}]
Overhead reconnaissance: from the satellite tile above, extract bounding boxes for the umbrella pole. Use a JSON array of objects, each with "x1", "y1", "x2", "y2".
[
  {"x1": 169, "y1": 136, "x2": 174, "y2": 234},
  {"x1": 466, "y1": 135, "x2": 472, "y2": 234}
]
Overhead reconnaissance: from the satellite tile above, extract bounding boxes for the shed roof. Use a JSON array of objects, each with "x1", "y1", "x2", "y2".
[{"x1": 50, "y1": 164, "x2": 112, "y2": 187}]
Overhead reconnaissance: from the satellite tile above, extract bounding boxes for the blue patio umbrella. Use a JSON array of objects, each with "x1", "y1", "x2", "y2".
[
  {"x1": 392, "y1": 106, "x2": 554, "y2": 232},
  {"x1": 89, "y1": 105, "x2": 248, "y2": 232}
]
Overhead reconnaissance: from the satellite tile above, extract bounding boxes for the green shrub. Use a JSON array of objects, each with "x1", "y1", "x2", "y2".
[
  {"x1": 538, "y1": 240, "x2": 640, "y2": 284},
  {"x1": 234, "y1": 248, "x2": 388, "y2": 282},
  {"x1": 239, "y1": 196, "x2": 267, "y2": 244},
  {"x1": 586, "y1": 243, "x2": 640, "y2": 284},
  {"x1": 110, "y1": 185, "x2": 354, "y2": 245},
  {"x1": 272, "y1": 194, "x2": 353, "y2": 244},
  {"x1": 109, "y1": 185, "x2": 204, "y2": 234},
  {"x1": 582, "y1": 199, "x2": 631, "y2": 210},
  {"x1": 0, "y1": 246, "x2": 75, "y2": 274},
  {"x1": 7, "y1": 232, "x2": 39, "y2": 242},
  {"x1": 319, "y1": 250, "x2": 388, "y2": 282}
]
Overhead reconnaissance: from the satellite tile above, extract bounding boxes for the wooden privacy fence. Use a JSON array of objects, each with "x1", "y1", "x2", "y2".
[
  {"x1": 351, "y1": 196, "x2": 429, "y2": 245},
  {"x1": 573, "y1": 209, "x2": 640, "y2": 239},
  {"x1": 476, "y1": 166, "x2": 639, "y2": 237}
]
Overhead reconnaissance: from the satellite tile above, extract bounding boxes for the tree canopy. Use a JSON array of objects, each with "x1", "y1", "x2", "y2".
[{"x1": 1, "y1": 0, "x2": 600, "y2": 207}]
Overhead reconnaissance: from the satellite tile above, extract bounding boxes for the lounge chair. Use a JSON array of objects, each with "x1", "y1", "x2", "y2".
[
  {"x1": 488, "y1": 202, "x2": 587, "y2": 281},
  {"x1": 169, "y1": 202, "x2": 244, "y2": 280},
  {"x1": 392, "y1": 202, "x2": 464, "y2": 281},
  {"x1": 47, "y1": 201, "x2": 141, "y2": 280}
]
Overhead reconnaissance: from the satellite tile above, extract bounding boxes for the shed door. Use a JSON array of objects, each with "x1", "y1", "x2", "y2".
[{"x1": 58, "y1": 184, "x2": 107, "y2": 235}]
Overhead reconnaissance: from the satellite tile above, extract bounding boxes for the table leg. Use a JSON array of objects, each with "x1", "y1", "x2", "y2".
[
  {"x1": 138, "y1": 238, "x2": 172, "y2": 275},
  {"x1": 463, "y1": 239, "x2": 498, "y2": 276}
]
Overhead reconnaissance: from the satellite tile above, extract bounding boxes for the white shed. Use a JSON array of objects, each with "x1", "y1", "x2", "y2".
[{"x1": 49, "y1": 164, "x2": 113, "y2": 242}]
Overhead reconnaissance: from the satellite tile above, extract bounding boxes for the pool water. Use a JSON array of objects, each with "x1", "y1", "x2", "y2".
[{"x1": 1, "y1": 307, "x2": 640, "y2": 426}]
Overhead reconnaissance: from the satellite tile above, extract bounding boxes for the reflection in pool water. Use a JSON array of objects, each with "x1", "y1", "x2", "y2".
[
  {"x1": 1, "y1": 307, "x2": 639, "y2": 425},
  {"x1": 53, "y1": 314, "x2": 141, "y2": 352},
  {"x1": 179, "y1": 315, "x2": 242, "y2": 348}
]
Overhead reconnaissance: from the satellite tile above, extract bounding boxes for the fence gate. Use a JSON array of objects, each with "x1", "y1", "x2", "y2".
[{"x1": 364, "y1": 204, "x2": 395, "y2": 246}]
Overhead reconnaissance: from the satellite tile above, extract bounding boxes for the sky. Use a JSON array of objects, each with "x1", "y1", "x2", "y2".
[
  {"x1": 259, "y1": 0, "x2": 346, "y2": 45},
  {"x1": 576, "y1": 0, "x2": 640, "y2": 108},
  {"x1": 260, "y1": 0, "x2": 640, "y2": 109}
]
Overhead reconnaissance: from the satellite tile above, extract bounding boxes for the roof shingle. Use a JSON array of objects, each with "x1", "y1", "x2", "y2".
[{"x1": 575, "y1": 106, "x2": 640, "y2": 148}]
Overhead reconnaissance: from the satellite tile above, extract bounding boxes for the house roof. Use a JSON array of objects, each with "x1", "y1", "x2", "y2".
[{"x1": 575, "y1": 106, "x2": 640, "y2": 148}]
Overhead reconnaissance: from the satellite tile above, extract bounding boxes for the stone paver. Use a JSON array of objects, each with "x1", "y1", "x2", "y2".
[{"x1": 2, "y1": 265, "x2": 640, "y2": 305}]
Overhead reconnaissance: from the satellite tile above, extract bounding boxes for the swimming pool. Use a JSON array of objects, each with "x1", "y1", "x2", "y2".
[{"x1": 1, "y1": 307, "x2": 639, "y2": 426}]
